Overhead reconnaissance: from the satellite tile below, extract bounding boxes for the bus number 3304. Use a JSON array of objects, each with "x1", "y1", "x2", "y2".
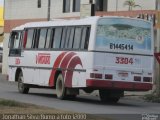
[{"x1": 115, "y1": 57, "x2": 134, "y2": 65}]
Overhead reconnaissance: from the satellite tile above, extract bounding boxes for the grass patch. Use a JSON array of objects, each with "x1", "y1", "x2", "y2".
[
  {"x1": 0, "y1": 99, "x2": 26, "y2": 107},
  {"x1": 143, "y1": 94, "x2": 160, "y2": 103}
]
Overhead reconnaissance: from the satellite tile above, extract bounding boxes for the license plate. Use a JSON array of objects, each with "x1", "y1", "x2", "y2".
[{"x1": 118, "y1": 72, "x2": 128, "y2": 77}]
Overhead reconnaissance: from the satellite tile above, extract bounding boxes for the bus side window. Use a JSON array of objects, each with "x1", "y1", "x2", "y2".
[
  {"x1": 32, "y1": 29, "x2": 40, "y2": 49},
  {"x1": 68, "y1": 27, "x2": 75, "y2": 49},
  {"x1": 80, "y1": 27, "x2": 87, "y2": 49},
  {"x1": 50, "y1": 28, "x2": 55, "y2": 48},
  {"x1": 60, "y1": 27, "x2": 67, "y2": 48},
  {"x1": 73, "y1": 27, "x2": 82, "y2": 49},
  {"x1": 25, "y1": 29, "x2": 34, "y2": 49},
  {"x1": 38, "y1": 28, "x2": 47, "y2": 49},
  {"x1": 45, "y1": 29, "x2": 51, "y2": 48},
  {"x1": 85, "y1": 27, "x2": 90, "y2": 49},
  {"x1": 65, "y1": 27, "x2": 72, "y2": 49},
  {"x1": 52, "y1": 27, "x2": 62, "y2": 49},
  {"x1": 18, "y1": 32, "x2": 23, "y2": 49},
  {"x1": 81, "y1": 27, "x2": 90, "y2": 50}
]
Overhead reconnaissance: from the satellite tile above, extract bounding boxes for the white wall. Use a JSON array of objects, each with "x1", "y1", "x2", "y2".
[
  {"x1": 108, "y1": 0, "x2": 156, "y2": 11},
  {"x1": 4, "y1": 0, "x2": 157, "y2": 20},
  {"x1": 5, "y1": 0, "x2": 80, "y2": 20},
  {"x1": 5, "y1": 0, "x2": 48, "y2": 20}
]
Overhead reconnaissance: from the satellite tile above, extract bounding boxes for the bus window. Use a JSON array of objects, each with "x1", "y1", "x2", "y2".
[
  {"x1": 84, "y1": 27, "x2": 90, "y2": 49},
  {"x1": 45, "y1": 29, "x2": 51, "y2": 48},
  {"x1": 80, "y1": 27, "x2": 90, "y2": 49},
  {"x1": 38, "y1": 28, "x2": 47, "y2": 48},
  {"x1": 9, "y1": 31, "x2": 22, "y2": 56},
  {"x1": 26, "y1": 29, "x2": 34, "y2": 48},
  {"x1": 73, "y1": 27, "x2": 82, "y2": 49},
  {"x1": 60, "y1": 27, "x2": 67, "y2": 48},
  {"x1": 68, "y1": 27, "x2": 75, "y2": 49},
  {"x1": 52, "y1": 27, "x2": 62, "y2": 49},
  {"x1": 9, "y1": 31, "x2": 21, "y2": 49},
  {"x1": 65, "y1": 27, "x2": 71, "y2": 49},
  {"x1": 96, "y1": 18, "x2": 152, "y2": 54}
]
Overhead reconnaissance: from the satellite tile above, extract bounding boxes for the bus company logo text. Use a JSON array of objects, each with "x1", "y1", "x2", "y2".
[{"x1": 36, "y1": 53, "x2": 51, "y2": 65}]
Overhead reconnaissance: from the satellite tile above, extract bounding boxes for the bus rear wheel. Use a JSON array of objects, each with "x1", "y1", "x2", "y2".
[
  {"x1": 18, "y1": 72, "x2": 29, "y2": 94},
  {"x1": 56, "y1": 74, "x2": 67, "y2": 100},
  {"x1": 99, "y1": 90, "x2": 121, "y2": 103}
]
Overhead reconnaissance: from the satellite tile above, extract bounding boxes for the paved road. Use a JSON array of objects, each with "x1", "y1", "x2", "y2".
[{"x1": 0, "y1": 74, "x2": 160, "y2": 119}]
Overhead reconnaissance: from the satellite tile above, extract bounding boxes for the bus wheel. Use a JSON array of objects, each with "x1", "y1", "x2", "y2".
[
  {"x1": 56, "y1": 74, "x2": 67, "y2": 100},
  {"x1": 99, "y1": 90, "x2": 120, "y2": 103},
  {"x1": 18, "y1": 72, "x2": 29, "y2": 94}
]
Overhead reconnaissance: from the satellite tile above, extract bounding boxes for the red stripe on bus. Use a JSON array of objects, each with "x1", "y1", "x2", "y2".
[
  {"x1": 86, "y1": 79, "x2": 152, "y2": 91},
  {"x1": 60, "y1": 52, "x2": 76, "y2": 77},
  {"x1": 59, "y1": 52, "x2": 76, "y2": 88},
  {"x1": 49, "y1": 52, "x2": 67, "y2": 86},
  {"x1": 65, "y1": 56, "x2": 83, "y2": 87}
]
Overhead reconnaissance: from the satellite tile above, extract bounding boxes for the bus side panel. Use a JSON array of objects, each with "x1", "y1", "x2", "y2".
[
  {"x1": 8, "y1": 67, "x2": 16, "y2": 82},
  {"x1": 72, "y1": 70, "x2": 86, "y2": 87},
  {"x1": 70, "y1": 52, "x2": 94, "y2": 88},
  {"x1": 8, "y1": 57, "x2": 19, "y2": 82},
  {"x1": 23, "y1": 68, "x2": 35, "y2": 84},
  {"x1": 39, "y1": 69, "x2": 51, "y2": 86},
  {"x1": 44, "y1": 51, "x2": 94, "y2": 88}
]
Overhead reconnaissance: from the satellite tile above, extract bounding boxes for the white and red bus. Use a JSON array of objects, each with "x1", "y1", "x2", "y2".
[{"x1": 8, "y1": 16, "x2": 154, "y2": 103}]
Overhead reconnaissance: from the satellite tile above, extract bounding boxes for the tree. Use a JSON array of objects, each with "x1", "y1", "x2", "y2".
[{"x1": 124, "y1": 0, "x2": 142, "y2": 11}]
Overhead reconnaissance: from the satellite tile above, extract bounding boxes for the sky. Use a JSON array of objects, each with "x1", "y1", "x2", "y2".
[{"x1": 0, "y1": 0, "x2": 3, "y2": 6}]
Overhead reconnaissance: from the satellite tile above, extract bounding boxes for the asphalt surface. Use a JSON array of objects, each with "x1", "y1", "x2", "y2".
[{"x1": 0, "y1": 74, "x2": 160, "y2": 120}]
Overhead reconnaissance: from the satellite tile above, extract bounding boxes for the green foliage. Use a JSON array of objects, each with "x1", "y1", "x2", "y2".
[{"x1": 124, "y1": 0, "x2": 142, "y2": 11}]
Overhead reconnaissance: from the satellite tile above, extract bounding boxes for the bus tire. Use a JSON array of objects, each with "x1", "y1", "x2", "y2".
[
  {"x1": 99, "y1": 90, "x2": 120, "y2": 103},
  {"x1": 56, "y1": 74, "x2": 67, "y2": 100},
  {"x1": 18, "y1": 72, "x2": 29, "y2": 94}
]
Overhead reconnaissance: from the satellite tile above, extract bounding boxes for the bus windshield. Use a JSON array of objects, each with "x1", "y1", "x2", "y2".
[{"x1": 96, "y1": 18, "x2": 153, "y2": 54}]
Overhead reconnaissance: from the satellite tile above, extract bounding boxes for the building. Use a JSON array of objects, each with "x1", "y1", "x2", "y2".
[
  {"x1": 2, "y1": 0, "x2": 159, "y2": 74},
  {"x1": 3, "y1": 0, "x2": 81, "y2": 74}
]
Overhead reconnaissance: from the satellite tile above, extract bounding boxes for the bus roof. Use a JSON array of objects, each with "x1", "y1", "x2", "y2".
[
  {"x1": 12, "y1": 16, "x2": 100, "y2": 31},
  {"x1": 12, "y1": 16, "x2": 152, "y2": 31}
]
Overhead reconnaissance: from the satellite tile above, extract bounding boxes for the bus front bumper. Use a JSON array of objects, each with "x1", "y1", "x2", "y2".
[{"x1": 86, "y1": 79, "x2": 152, "y2": 91}]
